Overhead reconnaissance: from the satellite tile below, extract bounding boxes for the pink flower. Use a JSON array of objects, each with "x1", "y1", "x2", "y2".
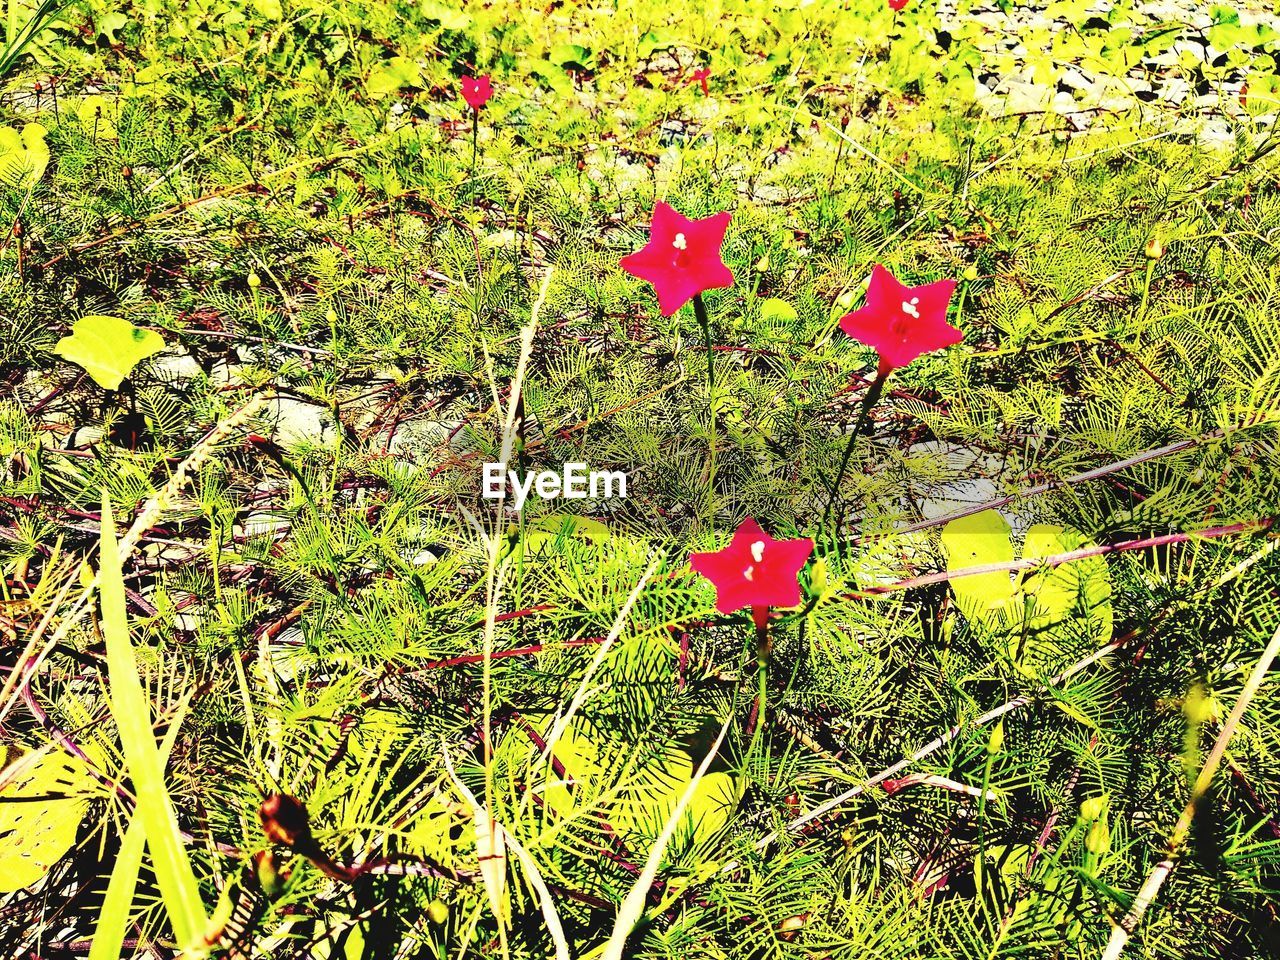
[
  {"x1": 690, "y1": 68, "x2": 711, "y2": 96},
  {"x1": 620, "y1": 201, "x2": 734, "y2": 316},
  {"x1": 838, "y1": 264, "x2": 961, "y2": 371},
  {"x1": 460, "y1": 74, "x2": 493, "y2": 112},
  {"x1": 690, "y1": 518, "x2": 813, "y2": 616}
]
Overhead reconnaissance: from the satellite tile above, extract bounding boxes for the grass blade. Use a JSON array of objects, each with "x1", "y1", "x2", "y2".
[
  {"x1": 88, "y1": 815, "x2": 145, "y2": 960},
  {"x1": 98, "y1": 491, "x2": 208, "y2": 949},
  {"x1": 598, "y1": 715, "x2": 733, "y2": 960}
]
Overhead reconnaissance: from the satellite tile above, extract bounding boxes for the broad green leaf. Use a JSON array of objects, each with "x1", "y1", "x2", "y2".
[
  {"x1": 521, "y1": 719, "x2": 737, "y2": 848},
  {"x1": 1019, "y1": 525, "x2": 1078, "y2": 623},
  {"x1": 53, "y1": 315, "x2": 166, "y2": 391},
  {"x1": 405, "y1": 791, "x2": 475, "y2": 868},
  {"x1": 0, "y1": 123, "x2": 49, "y2": 188},
  {"x1": 758, "y1": 298, "x2": 798, "y2": 323},
  {"x1": 524, "y1": 514, "x2": 611, "y2": 551},
  {"x1": 530, "y1": 59, "x2": 574, "y2": 96},
  {"x1": 549, "y1": 43, "x2": 594, "y2": 70},
  {"x1": 613, "y1": 763, "x2": 737, "y2": 849},
  {"x1": 638, "y1": 29, "x2": 678, "y2": 58},
  {"x1": 97, "y1": 12, "x2": 130, "y2": 43},
  {"x1": 99, "y1": 493, "x2": 208, "y2": 948},
  {"x1": 421, "y1": 0, "x2": 471, "y2": 28},
  {"x1": 941, "y1": 510, "x2": 1016, "y2": 621},
  {"x1": 1020, "y1": 525, "x2": 1113, "y2": 643},
  {"x1": 366, "y1": 57, "x2": 422, "y2": 98},
  {"x1": 0, "y1": 745, "x2": 98, "y2": 892},
  {"x1": 78, "y1": 95, "x2": 120, "y2": 139},
  {"x1": 530, "y1": 717, "x2": 602, "y2": 816}
]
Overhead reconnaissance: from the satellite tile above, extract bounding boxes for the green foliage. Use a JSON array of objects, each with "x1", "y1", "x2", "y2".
[
  {"x1": 0, "y1": 745, "x2": 97, "y2": 892},
  {"x1": 53, "y1": 315, "x2": 167, "y2": 390},
  {"x1": 0, "y1": 0, "x2": 1278, "y2": 957}
]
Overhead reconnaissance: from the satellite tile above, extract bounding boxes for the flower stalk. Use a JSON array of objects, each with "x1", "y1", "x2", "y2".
[{"x1": 822, "y1": 356, "x2": 890, "y2": 529}]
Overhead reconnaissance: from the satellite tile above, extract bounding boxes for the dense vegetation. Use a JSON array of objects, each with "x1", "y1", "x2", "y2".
[{"x1": 2, "y1": 0, "x2": 1280, "y2": 957}]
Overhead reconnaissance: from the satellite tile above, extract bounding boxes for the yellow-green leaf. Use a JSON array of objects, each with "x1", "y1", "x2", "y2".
[
  {"x1": 78, "y1": 95, "x2": 120, "y2": 140},
  {"x1": 941, "y1": 510, "x2": 1015, "y2": 622},
  {"x1": 366, "y1": 57, "x2": 422, "y2": 98},
  {"x1": 524, "y1": 514, "x2": 611, "y2": 551},
  {"x1": 0, "y1": 745, "x2": 97, "y2": 892},
  {"x1": 54, "y1": 315, "x2": 166, "y2": 390},
  {"x1": 0, "y1": 123, "x2": 49, "y2": 189}
]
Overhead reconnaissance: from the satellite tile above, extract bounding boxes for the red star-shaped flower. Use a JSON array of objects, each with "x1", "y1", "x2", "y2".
[
  {"x1": 888, "y1": 0, "x2": 910, "y2": 10},
  {"x1": 690, "y1": 68, "x2": 711, "y2": 96},
  {"x1": 619, "y1": 201, "x2": 734, "y2": 317},
  {"x1": 838, "y1": 264, "x2": 961, "y2": 371},
  {"x1": 690, "y1": 518, "x2": 814, "y2": 616},
  {"x1": 460, "y1": 74, "x2": 493, "y2": 112}
]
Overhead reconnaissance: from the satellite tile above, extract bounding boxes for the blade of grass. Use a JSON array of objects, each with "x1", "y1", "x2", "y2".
[
  {"x1": 1101, "y1": 619, "x2": 1280, "y2": 959},
  {"x1": 98, "y1": 491, "x2": 208, "y2": 949},
  {"x1": 88, "y1": 809, "x2": 145, "y2": 960},
  {"x1": 89, "y1": 689, "x2": 194, "y2": 960},
  {"x1": 597, "y1": 714, "x2": 732, "y2": 960}
]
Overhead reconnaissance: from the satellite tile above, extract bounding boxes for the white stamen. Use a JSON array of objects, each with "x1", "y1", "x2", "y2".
[
  {"x1": 751, "y1": 541, "x2": 765, "y2": 562},
  {"x1": 673, "y1": 232, "x2": 687, "y2": 250},
  {"x1": 901, "y1": 297, "x2": 920, "y2": 319},
  {"x1": 743, "y1": 565, "x2": 754, "y2": 581}
]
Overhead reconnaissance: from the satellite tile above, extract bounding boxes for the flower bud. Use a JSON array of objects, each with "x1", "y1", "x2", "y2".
[
  {"x1": 963, "y1": 264, "x2": 979, "y2": 281},
  {"x1": 259, "y1": 793, "x2": 312, "y2": 848},
  {"x1": 326, "y1": 307, "x2": 338, "y2": 326},
  {"x1": 248, "y1": 271, "x2": 262, "y2": 289},
  {"x1": 1080, "y1": 794, "x2": 1107, "y2": 821},
  {"x1": 1144, "y1": 236, "x2": 1164, "y2": 260},
  {"x1": 121, "y1": 165, "x2": 133, "y2": 179},
  {"x1": 986, "y1": 719, "x2": 1004, "y2": 754},
  {"x1": 1085, "y1": 812, "x2": 1110, "y2": 855},
  {"x1": 777, "y1": 913, "x2": 808, "y2": 942},
  {"x1": 1184, "y1": 682, "x2": 1215, "y2": 726},
  {"x1": 427, "y1": 899, "x2": 449, "y2": 925},
  {"x1": 253, "y1": 848, "x2": 290, "y2": 898},
  {"x1": 808, "y1": 555, "x2": 829, "y2": 596}
]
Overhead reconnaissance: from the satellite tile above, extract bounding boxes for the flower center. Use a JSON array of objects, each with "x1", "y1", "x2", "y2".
[
  {"x1": 891, "y1": 297, "x2": 920, "y2": 335},
  {"x1": 751, "y1": 541, "x2": 765, "y2": 562},
  {"x1": 743, "y1": 565, "x2": 754, "y2": 581},
  {"x1": 671, "y1": 232, "x2": 690, "y2": 268}
]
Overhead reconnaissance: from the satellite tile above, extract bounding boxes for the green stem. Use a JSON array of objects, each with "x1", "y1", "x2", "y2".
[
  {"x1": 1137, "y1": 258, "x2": 1155, "y2": 324},
  {"x1": 693, "y1": 292, "x2": 715, "y2": 395},
  {"x1": 471, "y1": 109, "x2": 478, "y2": 172},
  {"x1": 693, "y1": 293, "x2": 717, "y2": 532},
  {"x1": 975, "y1": 750, "x2": 996, "y2": 904},
  {"x1": 748, "y1": 606, "x2": 770, "y2": 754},
  {"x1": 820, "y1": 357, "x2": 891, "y2": 530}
]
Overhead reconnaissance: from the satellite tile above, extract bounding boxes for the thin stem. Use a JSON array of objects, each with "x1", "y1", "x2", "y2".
[
  {"x1": 471, "y1": 109, "x2": 479, "y2": 172},
  {"x1": 692, "y1": 292, "x2": 715, "y2": 394},
  {"x1": 1136, "y1": 258, "x2": 1155, "y2": 324},
  {"x1": 821, "y1": 357, "x2": 891, "y2": 530},
  {"x1": 746, "y1": 606, "x2": 770, "y2": 752},
  {"x1": 693, "y1": 293, "x2": 717, "y2": 532}
]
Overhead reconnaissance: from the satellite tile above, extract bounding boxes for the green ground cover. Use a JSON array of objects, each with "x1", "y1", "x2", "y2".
[{"x1": 2, "y1": 0, "x2": 1280, "y2": 957}]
